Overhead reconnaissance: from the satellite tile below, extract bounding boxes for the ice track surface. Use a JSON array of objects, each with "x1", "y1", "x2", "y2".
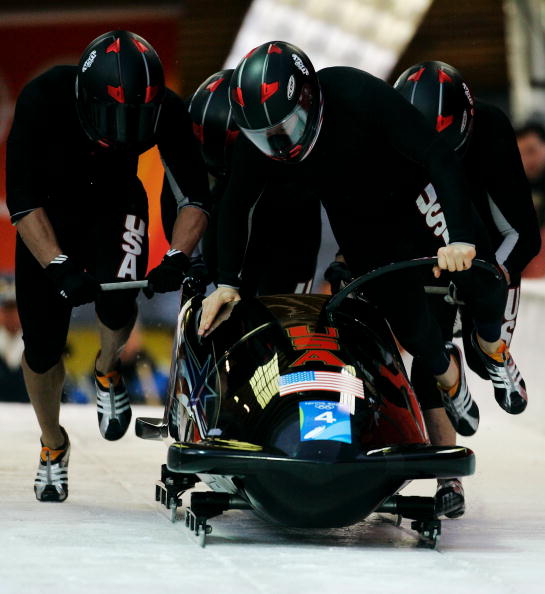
[{"x1": 1, "y1": 375, "x2": 545, "y2": 594}]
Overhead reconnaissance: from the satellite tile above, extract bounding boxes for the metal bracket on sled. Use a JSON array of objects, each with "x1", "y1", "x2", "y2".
[
  {"x1": 185, "y1": 492, "x2": 251, "y2": 547},
  {"x1": 377, "y1": 495, "x2": 441, "y2": 548},
  {"x1": 410, "y1": 518, "x2": 442, "y2": 548},
  {"x1": 155, "y1": 465, "x2": 199, "y2": 523},
  {"x1": 185, "y1": 507, "x2": 213, "y2": 548}
]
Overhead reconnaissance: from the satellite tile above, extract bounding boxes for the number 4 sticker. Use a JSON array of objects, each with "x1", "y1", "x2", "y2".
[
  {"x1": 314, "y1": 411, "x2": 336, "y2": 424},
  {"x1": 299, "y1": 401, "x2": 352, "y2": 444}
]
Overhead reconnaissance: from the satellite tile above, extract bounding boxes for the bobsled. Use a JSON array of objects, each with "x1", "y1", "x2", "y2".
[{"x1": 136, "y1": 259, "x2": 501, "y2": 547}]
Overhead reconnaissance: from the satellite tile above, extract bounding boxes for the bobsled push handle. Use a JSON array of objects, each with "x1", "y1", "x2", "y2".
[
  {"x1": 326, "y1": 257, "x2": 503, "y2": 314},
  {"x1": 100, "y1": 280, "x2": 149, "y2": 291}
]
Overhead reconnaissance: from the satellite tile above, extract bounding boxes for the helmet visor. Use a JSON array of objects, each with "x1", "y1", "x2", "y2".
[
  {"x1": 241, "y1": 103, "x2": 308, "y2": 160},
  {"x1": 87, "y1": 102, "x2": 161, "y2": 146}
]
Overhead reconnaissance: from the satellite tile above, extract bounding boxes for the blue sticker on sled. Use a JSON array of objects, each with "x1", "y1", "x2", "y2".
[{"x1": 299, "y1": 401, "x2": 352, "y2": 443}]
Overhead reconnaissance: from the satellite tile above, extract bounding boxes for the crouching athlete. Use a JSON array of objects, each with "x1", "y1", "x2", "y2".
[
  {"x1": 6, "y1": 31, "x2": 209, "y2": 502},
  {"x1": 394, "y1": 61, "x2": 540, "y2": 516},
  {"x1": 327, "y1": 60, "x2": 539, "y2": 517},
  {"x1": 161, "y1": 68, "x2": 322, "y2": 295}
]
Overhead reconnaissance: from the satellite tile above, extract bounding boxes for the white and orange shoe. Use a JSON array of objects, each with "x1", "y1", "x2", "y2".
[
  {"x1": 437, "y1": 343, "x2": 480, "y2": 436},
  {"x1": 34, "y1": 427, "x2": 70, "y2": 502},
  {"x1": 471, "y1": 331, "x2": 527, "y2": 414},
  {"x1": 95, "y1": 365, "x2": 132, "y2": 440}
]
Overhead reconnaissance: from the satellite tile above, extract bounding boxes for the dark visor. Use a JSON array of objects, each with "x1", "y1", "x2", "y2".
[{"x1": 88, "y1": 102, "x2": 162, "y2": 145}]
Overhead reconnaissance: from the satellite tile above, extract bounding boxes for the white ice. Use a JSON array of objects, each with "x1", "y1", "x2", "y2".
[{"x1": 2, "y1": 299, "x2": 545, "y2": 593}]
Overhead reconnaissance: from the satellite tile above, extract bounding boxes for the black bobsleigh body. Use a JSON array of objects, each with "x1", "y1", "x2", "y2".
[{"x1": 137, "y1": 267, "x2": 479, "y2": 546}]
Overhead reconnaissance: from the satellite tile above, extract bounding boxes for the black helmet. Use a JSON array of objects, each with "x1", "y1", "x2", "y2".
[
  {"x1": 75, "y1": 30, "x2": 165, "y2": 150},
  {"x1": 188, "y1": 69, "x2": 239, "y2": 177},
  {"x1": 229, "y1": 41, "x2": 323, "y2": 162},
  {"x1": 394, "y1": 61, "x2": 475, "y2": 153}
]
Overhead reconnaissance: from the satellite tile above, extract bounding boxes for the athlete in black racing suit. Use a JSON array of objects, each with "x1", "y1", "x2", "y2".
[
  {"x1": 199, "y1": 42, "x2": 527, "y2": 448},
  {"x1": 164, "y1": 68, "x2": 322, "y2": 295},
  {"x1": 390, "y1": 61, "x2": 540, "y2": 517},
  {"x1": 6, "y1": 31, "x2": 209, "y2": 501}
]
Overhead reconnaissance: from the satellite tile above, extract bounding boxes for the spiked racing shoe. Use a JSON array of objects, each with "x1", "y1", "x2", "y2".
[
  {"x1": 438, "y1": 342, "x2": 480, "y2": 436},
  {"x1": 435, "y1": 478, "x2": 465, "y2": 519},
  {"x1": 95, "y1": 365, "x2": 132, "y2": 440},
  {"x1": 471, "y1": 331, "x2": 527, "y2": 414},
  {"x1": 34, "y1": 427, "x2": 70, "y2": 502}
]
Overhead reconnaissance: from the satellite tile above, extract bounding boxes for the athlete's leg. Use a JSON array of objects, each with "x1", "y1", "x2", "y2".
[
  {"x1": 412, "y1": 355, "x2": 458, "y2": 446},
  {"x1": 16, "y1": 235, "x2": 72, "y2": 449},
  {"x1": 410, "y1": 301, "x2": 465, "y2": 518},
  {"x1": 462, "y1": 283, "x2": 520, "y2": 378},
  {"x1": 411, "y1": 290, "x2": 458, "y2": 432},
  {"x1": 21, "y1": 356, "x2": 65, "y2": 448},
  {"x1": 423, "y1": 408, "x2": 456, "y2": 445},
  {"x1": 452, "y1": 259, "x2": 526, "y2": 413},
  {"x1": 95, "y1": 309, "x2": 138, "y2": 374},
  {"x1": 85, "y1": 185, "x2": 149, "y2": 439},
  {"x1": 89, "y1": 184, "x2": 149, "y2": 373}
]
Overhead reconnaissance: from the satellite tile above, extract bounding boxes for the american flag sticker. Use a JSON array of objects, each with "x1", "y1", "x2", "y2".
[{"x1": 278, "y1": 371, "x2": 364, "y2": 399}]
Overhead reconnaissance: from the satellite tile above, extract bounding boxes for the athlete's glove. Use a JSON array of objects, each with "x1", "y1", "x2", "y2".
[
  {"x1": 45, "y1": 254, "x2": 99, "y2": 306},
  {"x1": 144, "y1": 249, "x2": 190, "y2": 298},
  {"x1": 324, "y1": 260, "x2": 352, "y2": 294},
  {"x1": 185, "y1": 256, "x2": 212, "y2": 296}
]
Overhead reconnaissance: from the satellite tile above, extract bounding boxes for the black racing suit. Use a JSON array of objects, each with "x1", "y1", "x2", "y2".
[
  {"x1": 409, "y1": 100, "x2": 541, "y2": 408},
  {"x1": 216, "y1": 66, "x2": 503, "y2": 376},
  {"x1": 6, "y1": 66, "x2": 209, "y2": 373},
  {"x1": 162, "y1": 169, "x2": 322, "y2": 296}
]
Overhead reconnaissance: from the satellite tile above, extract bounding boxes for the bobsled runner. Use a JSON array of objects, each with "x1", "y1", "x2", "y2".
[{"x1": 136, "y1": 258, "x2": 502, "y2": 548}]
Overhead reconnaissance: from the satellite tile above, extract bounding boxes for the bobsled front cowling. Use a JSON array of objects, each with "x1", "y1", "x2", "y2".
[{"x1": 173, "y1": 294, "x2": 428, "y2": 456}]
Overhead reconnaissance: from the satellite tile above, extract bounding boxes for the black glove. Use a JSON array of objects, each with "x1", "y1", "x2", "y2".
[
  {"x1": 324, "y1": 260, "x2": 352, "y2": 294},
  {"x1": 144, "y1": 249, "x2": 190, "y2": 298},
  {"x1": 185, "y1": 257, "x2": 212, "y2": 296},
  {"x1": 45, "y1": 255, "x2": 99, "y2": 306}
]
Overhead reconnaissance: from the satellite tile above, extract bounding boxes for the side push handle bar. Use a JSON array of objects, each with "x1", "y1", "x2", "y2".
[
  {"x1": 325, "y1": 257, "x2": 504, "y2": 314},
  {"x1": 100, "y1": 280, "x2": 149, "y2": 291},
  {"x1": 99, "y1": 277, "x2": 202, "y2": 298}
]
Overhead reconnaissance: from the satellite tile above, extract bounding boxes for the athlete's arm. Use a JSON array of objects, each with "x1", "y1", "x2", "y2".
[
  {"x1": 198, "y1": 137, "x2": 266, "y2": 335},
  {"x1": 214, "y1": 138, "x2": 265, "y2": 286},
  {"x1": 170, "y1": 206, "x2": 208, "y2": 256},
  {"x1": 365, "y1": 75, "x2": 476, "y2": 272},
  {"x1": 6, "y1": 76, "x2": 50, "y2": 224},
  {"x1": 15, "y1": 208, "x2": 62, "y2": 267},
  {"x1": 15, "y1": 207, "x2": 99, "y2": 305},
  {"x1": 157, "y1": 90, "x2": 211, "y2": 237},
  {"x1": 478, "y1": 103, "x2": 541, "y2": 280}
]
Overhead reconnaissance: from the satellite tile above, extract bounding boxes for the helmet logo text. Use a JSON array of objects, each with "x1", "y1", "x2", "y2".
[
  {"x1": 462, "y1": 82, "x2": 474, "y2": 106},
  {"x1": 82, "y1": 50, "x2": 97, "y2": 72},
  {"x1": 460, "y1": 110, "x2": 467, "y2": 133},
  {"x1": 287, "y1": 75, "x2": 295, "y2": 99},
  {"x1": 291, "y1": 54, "x2": 309, "y2": 76}
]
